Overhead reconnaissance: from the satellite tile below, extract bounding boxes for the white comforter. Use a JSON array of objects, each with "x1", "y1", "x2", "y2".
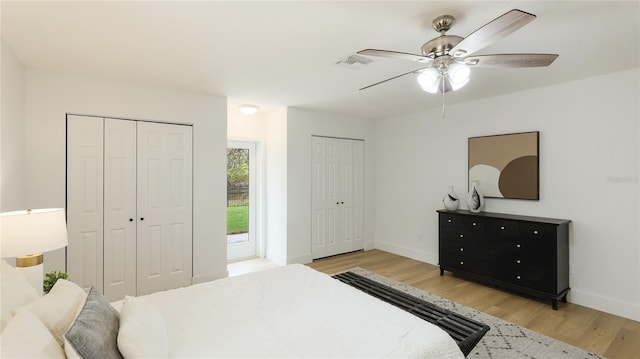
[{"x1": 136, "y1": 264, "x2": 464, "y2": 358}]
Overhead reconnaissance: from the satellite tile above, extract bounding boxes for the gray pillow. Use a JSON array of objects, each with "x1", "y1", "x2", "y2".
[{"x1": 64, "y1": 287, "x2": 123, "y2": 359}]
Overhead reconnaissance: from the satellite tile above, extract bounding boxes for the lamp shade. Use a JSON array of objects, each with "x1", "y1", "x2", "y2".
[
  {"x1": 448, "y1": 63, "x2": 470, "y2": 91},
  {"x1": 417, "y1": 68, "x2": 441, "y2": 94},
  {"x1": 1, "y1": 208, "x2": 68, "y2": 258}
]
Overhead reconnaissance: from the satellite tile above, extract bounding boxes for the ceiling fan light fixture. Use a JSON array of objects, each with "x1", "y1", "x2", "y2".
[
  {"x1": 449, "y1": 63, "x2": 470, "y2": 82},
  {"x1": 417, "y1": 68, "x2": 441, "y2": 93},
  {"x1": 448, "y1": 63, "x2": 470, "y2": 91},
  {"x1": 358, "y1": 9, "x2": 557, "y2": 95}
]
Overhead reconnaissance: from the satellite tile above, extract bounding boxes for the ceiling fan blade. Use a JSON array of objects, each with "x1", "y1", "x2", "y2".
[
  {"x1": 359, "y1": 66, "x2": 431, "y2": 90},
  {"x1": 463, "y1": 53, "x2": 559, "y2": 68},
  {"x1": 450, "y1": 9, "x2": 536, "y2": 58},
  {"x1": 357, "y1": 49, "x2": 433, "y2": 64}
]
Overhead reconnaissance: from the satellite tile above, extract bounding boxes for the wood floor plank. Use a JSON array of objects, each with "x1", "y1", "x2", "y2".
[{"x1": 307, "y1": 249, "x2": 640, "y2": 359}]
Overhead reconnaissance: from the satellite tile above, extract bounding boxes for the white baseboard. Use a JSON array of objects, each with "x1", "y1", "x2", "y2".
[
  {"x1": 286, "y1": 253, "x2": 313, "y2": 265},
  {"x1": 570, "y1": 288, "x2": 640, "y2": 321},
  {"x1": 374, "y1": 240, "x2": 438, "y2": 266},
  {"x1": 266, "y1": 249, "x2": 287, "y2": 266},
  {"x1": 192, "y1": 269, "x2": 228, "y2": 284}
]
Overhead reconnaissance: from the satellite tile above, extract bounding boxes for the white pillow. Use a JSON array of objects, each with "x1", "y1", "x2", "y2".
[
  {"x1": 0, "y1": 308, "x2": 66, "y2": 358},
  {"x1": 117, "y1": 296, "x2": 168, "y2": 359},
  {"x1": 19, "y1": 279, "x2": 86, "y2": 345},
  {"x1": 1, "y1": 260, "x2": 39, "y2": 331}
]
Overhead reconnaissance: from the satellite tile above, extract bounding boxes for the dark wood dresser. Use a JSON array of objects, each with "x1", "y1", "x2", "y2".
[{"x1": 437, "y1": 209, "x2": 571, "y2": 309}]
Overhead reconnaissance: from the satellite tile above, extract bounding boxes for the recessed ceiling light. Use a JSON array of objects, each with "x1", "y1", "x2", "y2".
[{"x1": 239, "y1": 104, "x2": 259, "y2": 116}]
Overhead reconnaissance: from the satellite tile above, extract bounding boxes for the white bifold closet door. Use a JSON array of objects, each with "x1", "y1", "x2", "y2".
[
  {"x1": 311, "y1": 136, "x2": 364, "y2": 259},
  {"x1": 103, "y1": 119, "x2": 137, "y2": 301},
  {"x1": 66, "y1": 115, "x2": 192, "y2": 302},
  {"x1": 136, "y1": 121, "x2": 193, "y2": 296}
]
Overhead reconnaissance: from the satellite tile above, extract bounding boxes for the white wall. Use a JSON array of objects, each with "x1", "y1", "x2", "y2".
[
  {"x1": 286, "y1": 107, "x2": 376, "y2": 264},
  {"x1": 23, "y1": 70, "x2": 229, "y2": 283},
  {"x1": 1, "y1": 38, "x2": 26, "y2": 212},
  {"x1": 375, "y1": 68, "x2": 640, "y2": 321},
  {"x1": 264, "y1": 107, "x2": 288, "y2": 264}
]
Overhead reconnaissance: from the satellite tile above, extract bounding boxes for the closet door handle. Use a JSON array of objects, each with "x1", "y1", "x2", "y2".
[
  {"x1": 129, "y1": 218, "x2": 133, "y2": 222},
  {"x1": 140, "y1": 217, "x2": 144, "y2": 221}
]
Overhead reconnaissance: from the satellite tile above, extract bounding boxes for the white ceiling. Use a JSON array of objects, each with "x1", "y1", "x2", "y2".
[{"x1": 2, "y1": 1, "x2": 639, "y2": 119}]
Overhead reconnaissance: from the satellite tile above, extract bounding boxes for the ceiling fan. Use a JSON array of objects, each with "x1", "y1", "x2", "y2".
[{"x1": 358, "y1": 9, "x2": 558, "y2": 93}]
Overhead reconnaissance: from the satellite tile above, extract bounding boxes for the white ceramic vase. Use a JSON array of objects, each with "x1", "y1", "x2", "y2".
[
  {"x1": 443, "y1": 186, "x2": 459, "y2": 211},
  {"x1": 467, "y1": 181, "x2": 485, "y2": 213}
]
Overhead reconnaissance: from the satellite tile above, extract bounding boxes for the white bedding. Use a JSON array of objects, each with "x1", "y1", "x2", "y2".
[{"x1": 133, "y1": 264, "x2": 464, "y2": 358}]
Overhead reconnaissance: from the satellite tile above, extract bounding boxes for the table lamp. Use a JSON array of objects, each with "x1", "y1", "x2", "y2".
[{"x1": 1, "y1": 208, "x2": 69, "y2": 295}]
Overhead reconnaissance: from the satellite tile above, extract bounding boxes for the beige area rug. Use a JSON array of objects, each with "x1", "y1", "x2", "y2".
[{"x1": 343, "y1": 268, "x2": 604, "y2": 359}]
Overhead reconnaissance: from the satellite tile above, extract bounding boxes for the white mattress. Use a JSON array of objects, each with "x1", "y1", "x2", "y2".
[{"x1": 136, "y1": 264, "x2": 464, "y2": 358}]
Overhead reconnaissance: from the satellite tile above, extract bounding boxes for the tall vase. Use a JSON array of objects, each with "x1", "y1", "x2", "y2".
[
  {"x1": 467, "y1": 181, "x2": 485, "y2": 213},
  {"x1": 443, "y1": 186, "x2": 459, "y2": 211}
]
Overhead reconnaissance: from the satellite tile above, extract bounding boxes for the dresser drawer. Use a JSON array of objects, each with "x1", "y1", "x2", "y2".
[
  {"x1": 441, "y1": 239, "x2": 489, "y2": 259},
  {"x1": 440, "y1": 213, "x2": 486, "y2": 232},
  {"x1": 519, "y1": 222, "x2": 556, "y2": 241},
  {"x1": 492, "y1": 259, "x2": 554, "y2": 292},
  {"x1": 490, "y1": 237, "x2": 551, "y2": 254},
  {"x1": 440, "y1": 227, "x2": 486, "y2": 243},
  {"x1": 491, "y1": 219, "x2": 519, "y2": 236},
  {"x1": 440, "y1": 254, "x2": 489, "y2": 275}
]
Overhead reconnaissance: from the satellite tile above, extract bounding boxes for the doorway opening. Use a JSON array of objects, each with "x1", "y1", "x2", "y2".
[{"x1": 227, "y1": 141, "x2": 257, "y2": 261}]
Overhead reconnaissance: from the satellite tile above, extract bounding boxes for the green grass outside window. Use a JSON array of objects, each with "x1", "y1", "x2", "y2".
[{"x1": 227, "y1": 205, "x2": 248, "y2": 234}]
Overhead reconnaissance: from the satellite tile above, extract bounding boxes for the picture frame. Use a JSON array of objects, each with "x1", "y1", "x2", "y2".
[{"x1": 468, "y1": 131, "x2": 539, "y2": 200}]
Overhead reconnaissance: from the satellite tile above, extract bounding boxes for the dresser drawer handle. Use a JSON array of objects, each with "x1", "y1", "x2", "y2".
[
  {"x1": 516, "y1": 244, "x2": 521, "y2": 248},
  {"x1": 459, "y1": 234, "x2": 464, "y2": 238},
  {"x1": 460, "y1": 248, "x2": 464, "y2": 252},
  {"x1": 500, "y1": 226, "x2": 505, "y2": 230},
  {"x1": 472, "y1": 222, "x2": 477, "y2": 226},
  {"x1": 448, "y1": 219, "x2": 452, "y2": 223},
  {"x1": 516, "y1": 259, "x2": 521, "y2": 264},
  {"x1": 516, "y1": 275, "x2": 521, "y2": 280},
  {"x1": 460, "y1": 261, "x2": 464, "y2": 265},
  {"x1": 533, "y1": 230, "x2": 539, "y2": 235}
]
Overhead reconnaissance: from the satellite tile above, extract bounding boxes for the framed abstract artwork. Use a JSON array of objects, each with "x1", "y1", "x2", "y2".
[{"x1": 468, "y1": 131, "x2": 539, "y2": 200}]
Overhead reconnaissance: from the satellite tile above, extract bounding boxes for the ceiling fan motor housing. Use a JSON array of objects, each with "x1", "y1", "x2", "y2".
[{"x1": 421, "y1": 35, "x2": 464, "y2": 58}]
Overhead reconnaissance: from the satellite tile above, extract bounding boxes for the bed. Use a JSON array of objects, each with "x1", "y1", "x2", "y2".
[{"x1": 1, "y1": 261, "x2": 464, "y2": 358}]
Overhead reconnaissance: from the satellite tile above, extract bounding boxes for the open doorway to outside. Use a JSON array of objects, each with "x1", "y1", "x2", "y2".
[{"x1": 227, "y1": 141, "x2": 257, "y2": 261}]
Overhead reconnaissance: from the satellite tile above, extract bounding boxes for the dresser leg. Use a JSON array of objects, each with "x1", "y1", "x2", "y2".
[
  {"x1": 439, "y1": 267, "x2": 444, "y2": 276},
  {"x1": 552, "y1": 298, "x2": 558, "y2": 310}
]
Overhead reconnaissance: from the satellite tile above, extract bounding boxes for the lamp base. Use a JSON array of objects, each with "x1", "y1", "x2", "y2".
[{"x1": 15, "y1": 254, "x2": 44, "y2": 296}]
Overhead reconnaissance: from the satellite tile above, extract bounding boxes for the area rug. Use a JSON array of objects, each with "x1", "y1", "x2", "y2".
[{"x1": 342, "y1": 267, "x2": 604, "y2": 359}]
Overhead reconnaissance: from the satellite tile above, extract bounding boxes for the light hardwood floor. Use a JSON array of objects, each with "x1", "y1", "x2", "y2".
[{"x1": 306, "y1": 249, "x2": 640, "y2": 359}]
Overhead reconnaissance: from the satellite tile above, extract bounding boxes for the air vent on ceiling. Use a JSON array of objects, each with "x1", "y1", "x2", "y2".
[{"x1": 335, "y1": 54, "x2": 373, "y2": 70}]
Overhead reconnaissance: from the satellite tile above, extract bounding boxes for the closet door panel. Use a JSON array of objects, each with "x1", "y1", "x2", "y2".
[
  {"x1": 165, "y1": 124, "x2": 192, "y2": 289},
  {"x1": 324, "y1": 138, "x2": 340, "y2": 256},
  {"x1": 311, "y1": 137, "x2": 327, "y2": 259},
  {"x1": 338, "y1": 140, "x2": 353, "y2": 254},
  {"x1": 137, "y1": 122, "x2": 192, "y2": 295},
  {"x1": 311, "y1": 137, "x2": 341, "y2": 259},
  {"x1": 351, "y1": 140, "x2": 365, "y2": 251},
  {"x1": 137, "y1": 123, "x2": 168, "y2": 295},
  {"x1": 66, "y1": 115, "x2": 104, "y2": 292},
  {"x1": 103, "y1": 119, "x2": 137, "y2": 302}
]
